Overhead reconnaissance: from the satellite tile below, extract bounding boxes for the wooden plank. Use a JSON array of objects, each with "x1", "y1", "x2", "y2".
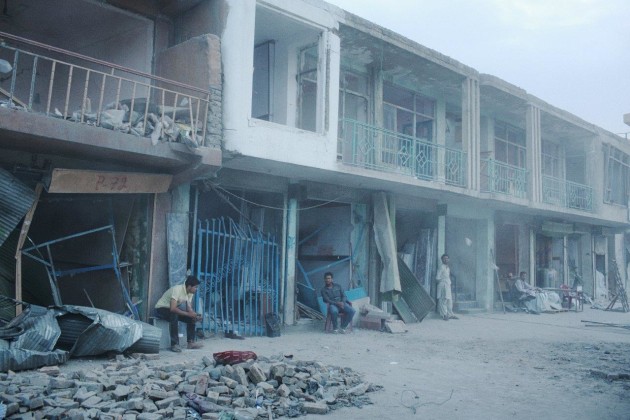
[
  {"x1": 14, "y1": 183, "x2": 43, "y2": 314},
  {"x1": 48, "y1": 168, "x2": 172, "y2": 193}
]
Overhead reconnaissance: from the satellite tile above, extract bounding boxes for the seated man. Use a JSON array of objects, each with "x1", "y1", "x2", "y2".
[
  {"x1": 514, "y1": 271, "x2": 562, "y2": 313},
  {"x1": 321, "y1": 272, "x2": 355, "y2": 333},
  {"x1": 155, "y1": 275, "x2": 204, "y2": 352}
]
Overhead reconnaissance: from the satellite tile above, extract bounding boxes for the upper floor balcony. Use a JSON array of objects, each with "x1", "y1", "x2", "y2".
[
  {"x1": 0, "y1": 31, "x2": 221, "y2": 181},
  {"x1": 480, "y1": 158, "x2": 527, "y2": 199},
  {"x1": 542, "y1": 176, "x2": 593, "y2": 212},
  {"x1": 339, "y1": 119, "x2": 467, "y2": 187}
]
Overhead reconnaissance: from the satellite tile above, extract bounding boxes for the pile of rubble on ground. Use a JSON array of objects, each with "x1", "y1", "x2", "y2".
[{"x1": 0, "y1": 352, "x2": 382, "y2": 419}]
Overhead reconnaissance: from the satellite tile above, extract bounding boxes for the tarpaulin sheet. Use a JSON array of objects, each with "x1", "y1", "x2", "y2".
[{"x1": 373, "y1": 192, "x2": 401, "y2": 294}]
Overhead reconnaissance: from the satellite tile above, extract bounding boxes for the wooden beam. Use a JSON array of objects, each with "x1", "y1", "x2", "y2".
[{"x1": 15, "y1": 183, "x2": 43, "y2": 313}]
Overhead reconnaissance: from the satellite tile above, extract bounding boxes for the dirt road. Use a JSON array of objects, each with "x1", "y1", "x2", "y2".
[{"x1": 63, "y1": 306, "x2": 630, "y2": 420}]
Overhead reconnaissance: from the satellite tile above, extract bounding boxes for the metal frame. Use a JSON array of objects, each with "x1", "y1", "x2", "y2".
[{"x1": 20, "y1": 224, "x2": 139, "y2": 319}]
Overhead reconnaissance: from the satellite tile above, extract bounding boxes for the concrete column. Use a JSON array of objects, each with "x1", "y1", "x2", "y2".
[
  {"x1": 435, "y1": 99, "x2": 446, "y2": 182},
  {"x1": 372, "y1": 67, "x2": 383, "y2": 126},
  {"x1": 284, "y1": 193, "x2": 298, "y2": 325},
  {"x1": 462, "y1": 77, "x2": 480, "y2": 190},
  {"x1": 526, "y1": 104, "x2": 542, "y2": 202},
  {"x1": 478, "y1": 218, "x2": 494, "y2": 311},
  {"x1": 614, "y1": 234, "x2": 626, "y2": 287},
  {"x1": 529, "y1": 228, "x2": 536, "y2": 287},
  {"x1": 222, "y1": 0, "x2": 256, "y2": 143},
  {"x1": 320, "y1": 29, "x2": 340, "y2": 138},
  {"x1": 437, "y1": 213, "x2": 446, "y2": 262}
]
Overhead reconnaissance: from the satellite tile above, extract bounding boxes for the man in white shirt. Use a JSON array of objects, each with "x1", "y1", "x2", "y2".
[
  {"x1": 155, "y1": 275, "x2": 203, "y2": 352},
  {"x1": 436, "y1": 254, "x2": 458, "y2": 321}
]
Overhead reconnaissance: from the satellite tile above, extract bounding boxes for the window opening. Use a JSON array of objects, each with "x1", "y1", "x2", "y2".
[
  {"x1": 382, "y1": 83, "x2": 435, "y2": 177},
  {"x1": 252, "y1": 41, "x2": 275, "y2": 121},
  {"x1": 297, "y1": 44, "x2": 318, "y2": 132},
  {"x1": 494, "y1": 121, "x2": 526, "y2": 168},
  {"x1": 541, "y1": 140, "x2": 563, "y2": 178},
  {"x1": 338, "y1": 69, "x2": 369, "y2": 159},
  {"x1": 604, "y1": 144, "x2": 630, "y2": 205}
]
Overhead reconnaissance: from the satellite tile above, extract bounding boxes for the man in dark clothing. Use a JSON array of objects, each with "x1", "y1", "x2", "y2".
[{"x1": 321, "y1": 272, "x2": 355, "y2": 333}]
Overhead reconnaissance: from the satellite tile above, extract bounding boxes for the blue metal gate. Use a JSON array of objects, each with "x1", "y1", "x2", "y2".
[{"x1": 194, "y1": 217, "x2": 280, "y2": 336}]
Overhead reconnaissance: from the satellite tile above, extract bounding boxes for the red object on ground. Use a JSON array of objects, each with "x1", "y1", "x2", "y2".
[{"x1": 213, "y1": 350, "x2": 257, "y2": 365}]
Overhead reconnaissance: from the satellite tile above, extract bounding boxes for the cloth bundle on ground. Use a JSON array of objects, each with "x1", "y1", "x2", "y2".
[{"x1": 213, "y1": 350, "x2": 257, "y2": 365}]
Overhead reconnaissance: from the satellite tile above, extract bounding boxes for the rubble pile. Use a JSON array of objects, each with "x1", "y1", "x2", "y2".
[{"x1": 0, "y1": 353, "x2": 382, "y2": 419}]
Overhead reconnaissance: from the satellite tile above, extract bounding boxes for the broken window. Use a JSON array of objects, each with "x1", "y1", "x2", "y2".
[
  {"x1": 541, "y1": 140, "x2": 563, "y2": 178},
  {"x1": 252, "y1": 41, "x2": 275, "y2": 121},
  {"x1": 604, "y1": 144, "x2": 630, "y2": 205},
  {"x1": 383, "y1": 83, "x2": 435, "y2": 177},
  {"x1": 297, "y1": 44, "x2": 319, "y2": 132},
  {"x1": 445, "y1": 111, "x2": 462, "y2": 146},
  {"x1": 338, "y1": 69, "x2": 369, "y2": 159},
  {"x1": 494, "y1": 121, "x2": 526, "y2": 168}
]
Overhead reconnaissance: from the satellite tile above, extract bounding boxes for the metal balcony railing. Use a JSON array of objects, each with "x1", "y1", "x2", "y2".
[
  {"x1": 0, "y1": 31, "x2": 212, "y2": 147},
  {"x1": 480, "y1": 158, "x2": 527, "y2": 199},
  {"x1": 542, "y1": 175, "x2": 593, "y2": 212},
  {"x1": 339, "y1": 119, "x2": 467, "y2": 187}
]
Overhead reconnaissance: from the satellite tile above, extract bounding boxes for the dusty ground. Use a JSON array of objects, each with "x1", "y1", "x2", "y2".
[{"x1": 62, "y1": 306, "x2": 630, "y2": 420}]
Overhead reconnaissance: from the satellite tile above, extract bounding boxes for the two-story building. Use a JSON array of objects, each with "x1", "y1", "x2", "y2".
[{"x1": 1, "y1": 0, "x2": 628, "y2": 335}]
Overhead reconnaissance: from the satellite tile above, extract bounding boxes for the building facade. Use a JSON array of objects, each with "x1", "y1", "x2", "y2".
[{"x1": 1, "y1": 0, "x2": 628, "y2": 331}]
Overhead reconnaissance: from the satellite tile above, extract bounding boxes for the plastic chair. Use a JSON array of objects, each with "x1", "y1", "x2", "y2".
[
  {"x1": 323, "y1": 302, "x2": 353, "y2": 333},
  {"x1": 560, "y1": 284, "x2": 583, "y2": 312}
]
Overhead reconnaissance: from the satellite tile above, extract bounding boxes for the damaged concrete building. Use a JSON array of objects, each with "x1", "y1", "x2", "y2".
[{"x1": 1, "y1": 0, "x2": 629, "y2": 338}]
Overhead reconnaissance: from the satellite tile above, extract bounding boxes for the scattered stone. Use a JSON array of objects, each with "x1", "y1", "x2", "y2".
[{"x1": 0, "y1": 354, "x2": 381, "y2": 418}]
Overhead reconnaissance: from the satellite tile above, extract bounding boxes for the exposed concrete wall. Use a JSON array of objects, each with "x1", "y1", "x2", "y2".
[
  {"x1": 155, "y1": 34, "x2": 222, "y2": 148},
  {"x1": 147, "y1": 192, "x2": 172, "y2": 319}
]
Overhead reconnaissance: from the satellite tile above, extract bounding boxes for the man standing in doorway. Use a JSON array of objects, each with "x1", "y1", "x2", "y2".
[
  {"x1": 321, "y1": 272, "x2": 355, "y2": 333},
  {"x1": 436, "y1": 254, "x2": 458, "y2": 321}
]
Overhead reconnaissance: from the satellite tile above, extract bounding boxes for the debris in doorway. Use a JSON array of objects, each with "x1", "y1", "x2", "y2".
[{"x1": 297, "y1": 301, "x2": 325, "y2": 320}]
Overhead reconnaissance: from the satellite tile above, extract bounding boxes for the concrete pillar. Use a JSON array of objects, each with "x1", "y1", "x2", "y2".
[
  {"x1": 320, "y1": 29, "x2": 340, "y2": 137},
  {"x1": 462, "y1": 77, "x2": 480, "y2": 190},
  {"x1": 222, "y1": 0, "x2": 256, "y2": 141},
  {"x1": 526, "y1": 104, "x2": 542, "y2": 202},
  {"x1": 478, "y1": 218, "x2": 494, "y2": 310},
  {"x1": 435, "y1": 99, "x2": 446, "y2": 182},
  {"x1": 284, "y1": 193, "x2": 298, "y2": 325},
  {"x1": 529, "y1": 228, "x2": 536, "y2": 287},
  {"x1": 437, "y1": 211, "x2": 446, "y2": 261}
]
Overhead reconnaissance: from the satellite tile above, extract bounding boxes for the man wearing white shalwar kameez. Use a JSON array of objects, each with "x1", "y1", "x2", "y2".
[{"x1": 436, "y1": 254, "x2": 458, "y2": 320}]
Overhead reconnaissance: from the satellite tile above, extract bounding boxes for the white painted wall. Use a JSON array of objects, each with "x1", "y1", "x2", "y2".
[{"x1": 222, "y1": 0, "x2": 341, "y2": 172}]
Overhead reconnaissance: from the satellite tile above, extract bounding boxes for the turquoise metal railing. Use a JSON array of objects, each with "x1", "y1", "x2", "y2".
[
  {"x1": 542, "y1": 175, "x2": 593, "y2": 212},
  {"x1": 339, "y1": 119, "x2": 467, "y2": 187},
  {"x1": 480, "y1": 158, "x2": 527, "y2": 198}
]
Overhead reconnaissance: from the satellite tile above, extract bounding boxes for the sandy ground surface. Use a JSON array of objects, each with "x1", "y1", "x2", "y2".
[{"x1": 61, "y1": 306, "x2": 630, "y2": 420}]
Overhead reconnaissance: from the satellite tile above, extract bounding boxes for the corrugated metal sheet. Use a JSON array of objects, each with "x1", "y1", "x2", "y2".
[
  {"x1": 127, "y1": 322, "x2": 161, "y2": 354},
  {"x1": 0, "y1": 348, "x2": 69, "y2": 372},
  {"x1": 398, "y1": 256, "x2": 435, "y2": 322},
  {"x1": 58, "y1": 305, "x2": 143, "y2": 356},
  {"x1": 11, "y1": 305, "x2": 60, "y2": 352},
  {"x1": 0, "y1": 167, "x2": 36, "y2": 248}
]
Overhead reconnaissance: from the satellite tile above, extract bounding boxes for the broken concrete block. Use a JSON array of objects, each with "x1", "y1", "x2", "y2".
[
  {"x1": 302, "y1": 401, "x2": 328, "y2": 414},
  {"x1": 247, "y1": 364, "x2": 266, "y2": 384},
  {"x1": 347, "y1": 382, "x2": 370, "y2": 396},
  {"x1": 231, "y1": 366, "x2": 249, "y2": 386}
]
